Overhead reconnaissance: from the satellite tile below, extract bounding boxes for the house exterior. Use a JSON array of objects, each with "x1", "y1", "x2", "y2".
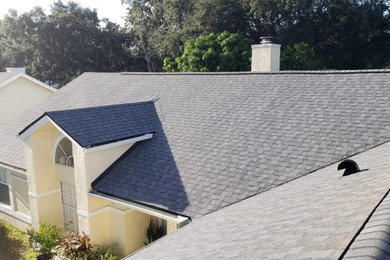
[
  {"x1": 0, "y1": 72, "x2": 55, "y2": 126},
  {"x1": 1, "y1": 40, "x2": 390, "y2": 258}
]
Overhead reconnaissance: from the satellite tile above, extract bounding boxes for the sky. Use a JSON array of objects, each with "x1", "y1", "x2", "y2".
[{"x1": 0, "y1": 0, "x2": 128, "y2": 26}]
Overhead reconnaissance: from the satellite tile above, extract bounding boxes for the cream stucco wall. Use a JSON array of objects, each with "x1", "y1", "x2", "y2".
[
  {"x1": 0, "y1": 76, "x2": 53, "y2": 125},
  {"x1": 73, "y1": 142, "x2": 133, "y2": 233},
  {"x1": 24, "y1": 123, "x2": 66, "y2": 228}
]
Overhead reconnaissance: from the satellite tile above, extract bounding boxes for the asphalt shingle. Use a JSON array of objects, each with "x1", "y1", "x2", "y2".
[
  {"x1": 19, "y1": 102, "x2": 157, "y2": 147},
  {"x1": 0, "y1": 71, "x2": 390, "y2": 218},
  {"x1": 127, "y1": 141, "x2": 390, "y2": 259}
]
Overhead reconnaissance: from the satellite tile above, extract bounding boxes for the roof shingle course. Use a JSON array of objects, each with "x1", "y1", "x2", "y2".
[
  {"x1": 127, "y1": 141, "x2": 390, "y2": 259},
  {"x1": 1, "y1": 71, "x2": 390, "y2": 218}
]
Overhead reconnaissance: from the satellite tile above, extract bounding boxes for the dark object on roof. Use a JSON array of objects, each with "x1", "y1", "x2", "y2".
[
  {"x1": 338, "y1": 159, "x2": 361, "y2": 176},
  {"x1": 19, "y1": 101, "x2": 157, "y2": 148}
]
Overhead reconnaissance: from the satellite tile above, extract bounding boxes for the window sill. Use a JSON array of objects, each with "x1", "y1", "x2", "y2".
[{"x1": 0, "y1": 203, "x2": 32, "y2": 224}]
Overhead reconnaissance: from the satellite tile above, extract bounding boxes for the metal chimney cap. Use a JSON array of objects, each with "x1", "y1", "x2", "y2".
[{"x1": 260, "y1": 36, "x2": 273, "y2": 44}]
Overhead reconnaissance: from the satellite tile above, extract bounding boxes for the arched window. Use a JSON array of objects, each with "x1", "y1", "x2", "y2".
[{"x1": 54, "y1": 137, "x2": 74, "y2": 167}]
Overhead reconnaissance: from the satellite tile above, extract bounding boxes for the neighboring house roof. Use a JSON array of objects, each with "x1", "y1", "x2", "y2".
[
  {"x1": 19, "y1": 102, "x2": 157, "y2": 148},
  {"x1": 127, "y1": 141, "x2": 390, "y2": 259},
  {"x1": 0, "y1": 72, "x2": 56, "y2": 92},
  {"x1": 1, "y1": 71, "x2": 390, "y2": 218}
]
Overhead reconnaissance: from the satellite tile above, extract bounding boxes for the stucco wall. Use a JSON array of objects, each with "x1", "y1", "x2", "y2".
[
  {"x1": 73, "y1": 142, "x2": 133, "y2": 234},
  {"x1": 0, "y1": 77, "x2": 52, "y2": 125},
  {"x1": 25, "y1": 124, "x2": 65, "y2": 228}
]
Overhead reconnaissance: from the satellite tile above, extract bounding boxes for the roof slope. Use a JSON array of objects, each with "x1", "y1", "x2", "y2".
[
  {"x1": 0, "y1": 72, "x2": 55, "y2": 92},
  {"x1": 343, "y1": 187, "x2": 390, "y2": 258},
  {"x1": 20, "y1": 102, "x2": 157, "y2": 147},
  {"x1": 1, "y1": 71, "x2": 390, "y2": 217},
  {"x1": 127, "y1": 141, "x2": 390, "y2": 259},
  {"x1": 0, "y1": 72, "x2": 19, "y2": 83}
]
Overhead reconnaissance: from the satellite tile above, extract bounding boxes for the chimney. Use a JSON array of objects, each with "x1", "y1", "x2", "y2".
[
  {"x1": 5, "y1": 67, "x2": 26, "y2": 74},
  {"x1": 251, "y1": 36, "x2": 281, "y2": 72}
]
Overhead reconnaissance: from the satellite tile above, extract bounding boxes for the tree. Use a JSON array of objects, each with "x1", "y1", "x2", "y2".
[
  {"x1": 0, "y1": 1, "x2": 142, "y2": 85},
  {"x1": 163, "y1": 31, "x2": 253, "y2": 72},
  {"x1": 125, "y1": 0, "x2": 390, "y2": 71},
  {"x1": 281, "y1": 42, "x2": 325, "y2": 70}
]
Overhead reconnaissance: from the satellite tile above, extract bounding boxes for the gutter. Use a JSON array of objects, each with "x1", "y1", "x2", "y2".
[{"x1": 89, "y1": 190, "x2": 190, "y2": 226}]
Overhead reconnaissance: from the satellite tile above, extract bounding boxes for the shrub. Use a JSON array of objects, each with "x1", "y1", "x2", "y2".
[
  {"x1": 57, "y1": 231, "x2": 94, "y2": 259},
  {"x1": 26, "y1": 221, "x2": 63, "y2": 259},
  {"x1": 144, "y1": 219, "x2": 166, "y2": 245},
  {"x1": 91, "y1": 244, "x2": 120, "y2": 260}
]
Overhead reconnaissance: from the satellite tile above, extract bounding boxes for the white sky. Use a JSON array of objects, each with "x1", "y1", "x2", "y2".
[{"x1": 0, "y1": 0, "x2": 128, "y2": 26}]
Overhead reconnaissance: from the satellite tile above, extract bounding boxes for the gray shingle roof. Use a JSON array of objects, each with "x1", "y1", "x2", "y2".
[
  {"x1": 127, "y1": 141, "x2": 390, "y2": 259},
  {"x1": 1, "y1": 71, "x2": 390, "y2": 218},
  {"x1": 343, "y1": 189, "x2": 390, "y2": 259},
  {"x1": 19, "y1": 102, "x2": 157, "y2": 147}
]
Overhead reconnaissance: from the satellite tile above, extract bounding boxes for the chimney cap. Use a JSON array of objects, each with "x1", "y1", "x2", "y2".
[{"x1": 260, "y1": 36, "x2": 273, "y2": 44}]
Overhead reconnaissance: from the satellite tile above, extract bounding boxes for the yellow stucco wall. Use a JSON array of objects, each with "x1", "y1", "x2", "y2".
[
  {"x1": 73, "y1": 142, "x2": 133, "y2": 234},
  {"x1": 167, "y1": 220, "x2": 177, "y2": 234},
  {"x1": 25, "y1": 124, "x2": 67, "y2": 228},
  {"x1": 87, "y1": 194, "x2": 179, "y2": 256},
  {"x1": 0, "y1": 76, "x2": 53, "y2": 125},
  {"x1": 89, "y1": 210, "x2": 112, "y2": 246},
  {"x1": 36, "y1": 192, "x2": 62, "y2": 226}
]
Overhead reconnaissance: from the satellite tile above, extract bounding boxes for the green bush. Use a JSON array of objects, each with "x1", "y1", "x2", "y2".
[
  {"x1": 26, "y1": 221, "x2": 63, "y2": 259},
  {"x1": 57, "y1": 231, "x2": 94, "y2": 259},
  {"x1": 91, "y1": 244, "x2": 120, "y2": 260},
  {"x1": 144, "y1": 219, "x2": 166, "y2": 245}
]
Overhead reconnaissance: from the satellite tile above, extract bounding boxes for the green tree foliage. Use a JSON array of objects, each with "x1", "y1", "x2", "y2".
[
  {"x1": 0, "y1": 1, "x2": 143, "y2": 85},
  {"x1": 281, "y1": 42, "x2": 325, "y2": 70},
  {"x1": 163, "y1": 31, "x2": 252, "y2": 72},
  {"x1": 124, "y1": 0, "x2": 390, "y2": 70}
]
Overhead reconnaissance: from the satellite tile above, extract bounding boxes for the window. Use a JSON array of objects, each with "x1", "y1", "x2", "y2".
[
  {"x1": 60, "y1": 182, "x2": 78, "y2": 233},
  {"x1": 55, "y1": 137, "x2": 74, "y2": 167},
  {"x1": 0, "y1": 168, "x2": 10, "y2": 205}
]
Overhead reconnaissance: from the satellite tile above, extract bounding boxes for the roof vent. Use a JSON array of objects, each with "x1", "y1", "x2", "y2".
[{"x1": 337, "y1": 159, "x2": 360, "y2": 176}]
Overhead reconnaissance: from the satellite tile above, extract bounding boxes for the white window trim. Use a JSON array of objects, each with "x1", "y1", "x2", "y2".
[
  {"x1": 0, "y1": 168, "x2": 14, "y2": 210},
  {"x1": 0, "y1": 203, "x2": 31, "y2": 224},
  {"x1": 53, "y1": 134, "x2": 66, "y2": 163},
  {"x1": 0, "y1": 168, "x2": 31, "y2": 224},
  {"x1": 53, "y1": 134, "x2": 74, "y2": 167}
]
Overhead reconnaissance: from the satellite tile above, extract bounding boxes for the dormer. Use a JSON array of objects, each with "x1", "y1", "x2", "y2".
[{"x1": 18, "y1": 101, "x2": 157, "y2": 231}]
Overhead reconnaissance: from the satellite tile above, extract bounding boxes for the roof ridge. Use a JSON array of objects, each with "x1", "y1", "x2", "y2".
[
  {"x1": 46, "y1": 100, "x2": 154, "y2": 114},
  {"x1": 119, "y1": 69, "x2": 390, "y2": 76}
]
